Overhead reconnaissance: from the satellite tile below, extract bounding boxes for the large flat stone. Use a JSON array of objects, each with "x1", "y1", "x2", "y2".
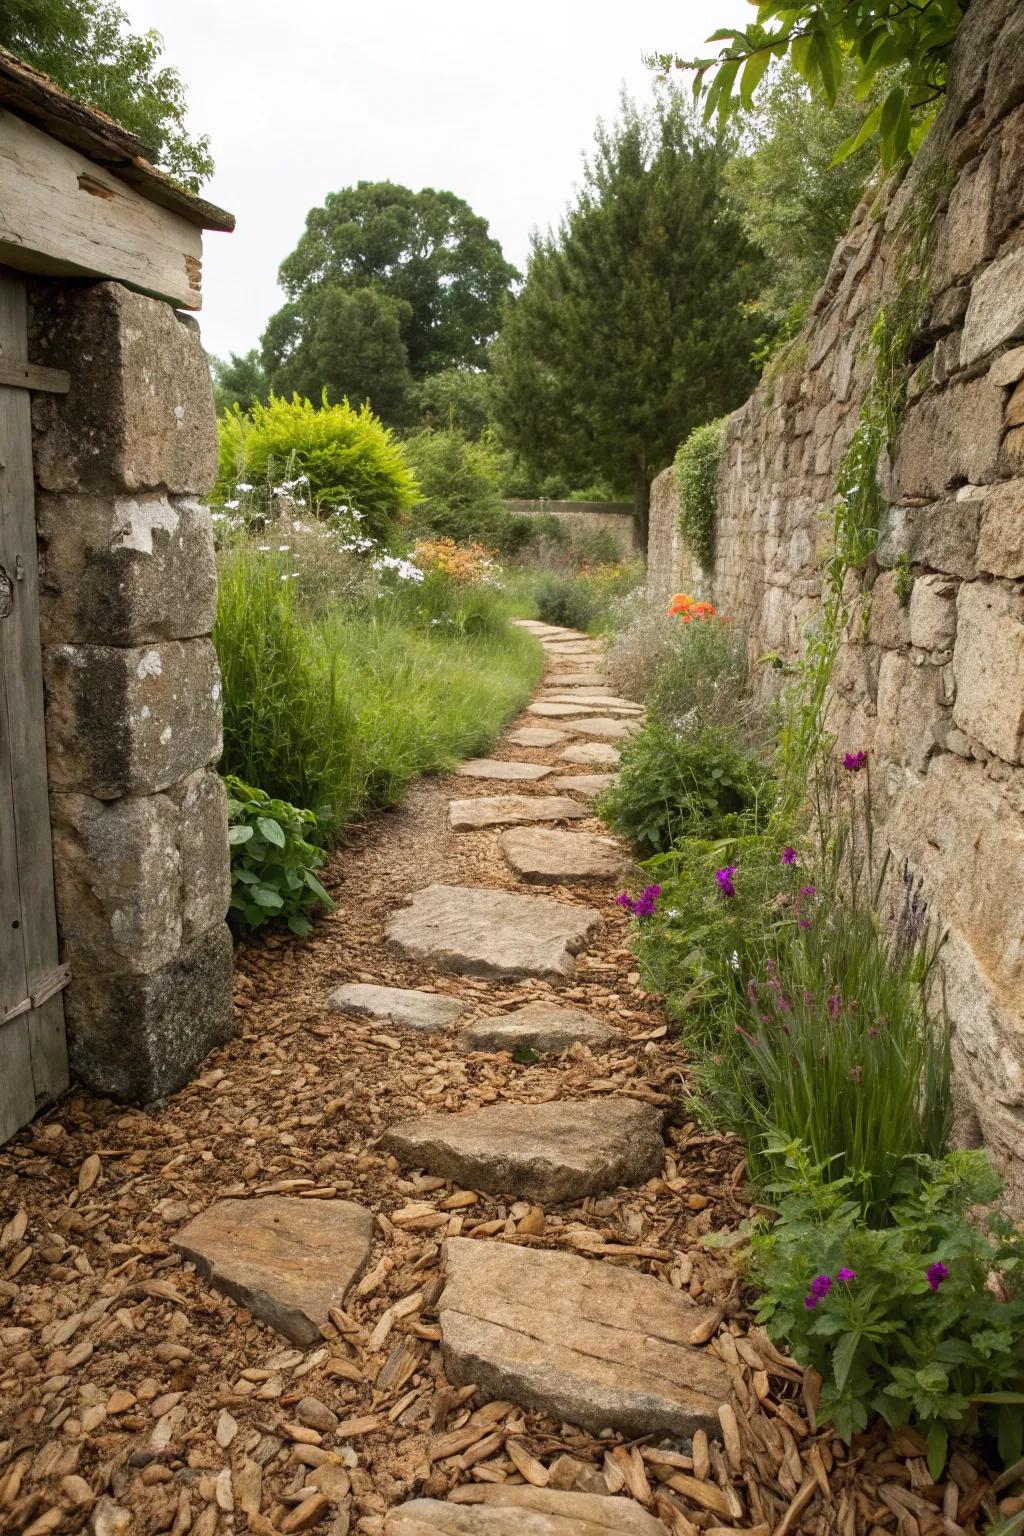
[
  {"x1": 449, "y1": 796, "x2": 588, "y2": 830},
  {"x1": 327, "y1": 983, "x2": 469, "y2": 1033},
  {"x1": 506, "y1": 727, "x2": 568, "y2": 748},
  {"x1": 459, "y1": 1001, "x2": 619, "y2": 1054},
  {"x1": 550, "y1": 775, "x2": 616, "y2": 798},
  {"x1": 542, "y1": 694, "x2": 642, "y2": 713},
  {"x1": 439, "y1": 1239, "x2": 732, "y2": 1439},
  {"x1": 381, "y1": 1098, "x2": 663, "y2": 1202},
  {"x1": 386, "y1": 884, "x2": 602, "y2": 979},
  {"x1": 455, "y1": 758, "x2": 554, "y2": 781},
  {"x1": 568, "y1": 717, "x2": 640, "y2": 740},
  {"x1": 528, "y1": 701, "x2": 607, "y2": 718},
  {"x1": 173, "y1": 1197, "x2": 373, "y2": 1347},
  {"x1": 560, "y1": 742, "x2": 620, "y2": 766},
  {"x1": 546, "y1": 672, "x2": 607, "y2": 687},
  {"x1": 500, "y1": 827, "x2": 629, "y2": 885},
  {"x1": 385, "y1": 1487, "x2": 668, "y2": 1535}
]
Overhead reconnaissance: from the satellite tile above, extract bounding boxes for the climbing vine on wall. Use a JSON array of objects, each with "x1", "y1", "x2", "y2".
[{"x1": 673, "y1": 417, "x2": 727, "y2": 569}]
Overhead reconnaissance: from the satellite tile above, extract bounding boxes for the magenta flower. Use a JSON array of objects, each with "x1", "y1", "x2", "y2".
[
  {"x1": 616, "y1": 891, "x2": 633, "y2": 909},
  {"x1": 632, "y1": 884, "x2": 661, "y2": 919},
  {"x1": 843, "y1": 750, "x2": 868, "y2": 772},
  {"x1": 826, "y1": 991, "x2": 842, "y2": 1021},
  {"x1": 715, "y1": 865, "x2": 737, "y2": 899},
  {"x1": 798, "y1": 885, "x2": 817, "y2": 899},
  {"x1": 799, "y1": 919, "x2": 813, "y2": 930},
  {"x1": 781, "y1": 847, "x2": 798, "y2": 866},
  {"x1": 804, "y1": 1273, "x2": 833, "y2": 1308},
  {"x1": 836, "y1": 1267, "x2": 857, "y2": 1283},
  {"x1": 927, "y1": 1262, "x2": 949, "y2": 1292}
]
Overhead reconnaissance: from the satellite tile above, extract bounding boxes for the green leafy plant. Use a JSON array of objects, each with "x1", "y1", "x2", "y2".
[
  {"x1": 225, "y1": 777, "x2": 335, "y2": 938},
  {"x1": 752, "y1": 1143, "x2": 1024, "y2": 1469},
  {"x1": 893, "y1": 551, "x2": 915, "y2": 607},
  {"x1": 673, "y1": 418, "x2": 726, "y2": 568}
]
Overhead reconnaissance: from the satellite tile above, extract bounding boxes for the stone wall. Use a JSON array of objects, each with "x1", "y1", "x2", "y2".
[
  {"x1": 646, "y1": 0, "x2": 1024, "y2": 1209},
  {"x1": 503, "y1": 500, "x2": 640, "y2": 557},
  {"x1": 28, "y1": 280, "x2": 234, "y2": 1101}
]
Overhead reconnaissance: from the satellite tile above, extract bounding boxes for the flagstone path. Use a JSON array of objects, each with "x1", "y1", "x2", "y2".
[{"x1": 0, "y1": 619, "x2": 967, "y2": 1536}]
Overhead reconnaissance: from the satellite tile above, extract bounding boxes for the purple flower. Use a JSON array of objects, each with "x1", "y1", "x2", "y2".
[
  {"x1": 826, "y1": 991, "x2": 842, "y2": 1021},
  {"x1": 843, "y1": 750, "x2": 868, "y2": 772},
  {"x1": 715, "y1": 865, "x2": 737, "y2": 899},
  {"x1": 798, "y1": 885, "x2": 817, "y2": 900},
  {"x1": 616, "y1": 891, "x2": 634, "y2": 910},
  {"x1": 927, "y1": 1262, "x2": 949, "y2": 1292},
  {"x1": 836, "y1": 1267, "x2": 857, "y2": 1283},
  {"x1": 781, "y1": 847, "x2": 798, "y2": 866},
  {"x1": 632, "y1": 884, "x2": 661, "y2": 919},
  {"x1": 804, "y1": 1273, "x2": 833, "y2": 1309},
  {"x1": 799, "y1": 919, "x2": 813, "y2": 930}
]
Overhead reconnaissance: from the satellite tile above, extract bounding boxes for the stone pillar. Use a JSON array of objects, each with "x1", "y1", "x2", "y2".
[{"x1": 27, "y1": 279, "x2": 234, "y2": 1101}]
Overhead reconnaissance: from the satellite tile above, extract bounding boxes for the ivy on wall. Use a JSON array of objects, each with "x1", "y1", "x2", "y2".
[{"x1": 673, "y1": 416, "x2": 727, "y2": 569}]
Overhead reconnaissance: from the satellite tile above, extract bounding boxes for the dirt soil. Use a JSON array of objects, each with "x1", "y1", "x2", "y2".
[{"x1": 0, "y1": 641, "x2": 1002, "y2": 1536}]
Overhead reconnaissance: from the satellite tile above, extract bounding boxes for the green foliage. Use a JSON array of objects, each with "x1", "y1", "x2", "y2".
[
  {"x1": 753, "y1": 1143, "x2": 1024, "y2": 1463},
  {"x1": 893, "y1": 551, "x2": 914, "y2": 607},
  {"x1": 526, "y1": 562, "x2": 643, "y2": 635},
  {"x1": 403, "y1": 427, "x2": 503, "y2": 534},
  {"x1": 210, "y1": 351, "x2": 268, "y2": 415},
  {"x1": 225, "y1": 777, "x2": 335, "y2": 938},
  {"x1": 414, "y1": 369, "x2": 494, "y2": 438},
  {"x1": 602, "y1": 717, "x2": 771, "y2": 857},
  {"x1": 491, "y1": 88, "x2": 763, "y2": 533},
  {"x1": 216, "y1": 394, "x2": 418, "y2": 543},
  {"x1": 673, "y1": 418, "x2": 726, "y2": 568},
  {"x1": 0, "y1": 0, "x2": 212, "y2": 189},
  {"x1": 663, "y1": 0, "x2": 967, "y2": 170},
  {"x1": 262, "y1": 288, "x2": 414, "y2": 425}
]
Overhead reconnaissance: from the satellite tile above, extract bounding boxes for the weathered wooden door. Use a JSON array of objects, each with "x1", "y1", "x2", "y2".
[{"x1": 0, "y1": 267, "x2": 69, "y2": 1140}]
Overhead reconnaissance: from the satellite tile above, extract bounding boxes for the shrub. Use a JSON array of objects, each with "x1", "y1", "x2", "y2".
[
  {"x1": 601, "y1": 716, "x2": 771, "y2": 856},
  {"x1": 225, "y1": 776, "x2": 335, "y2": 937},
  {"x1": 673, "y1": 418, "x2": 726, "y2": 568},
  {"x1": 411, "y1": 538, "x2": 496, "y2": 586},
  {"x1": 217, "y1": 394, "x2": 418, "y2": 542},
  {"x1": 403, "y1": 425, "x2": 502, "y2": 532},
  {"x1": 752, "y1": 1143, "x2": 1024, "y2": 1469},
  {"x1": 532, "y1": 571, "x2": 603, "y2": 631}
]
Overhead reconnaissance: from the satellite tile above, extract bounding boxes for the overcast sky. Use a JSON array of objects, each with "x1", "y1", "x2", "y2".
[{"x1": 122, "y1": 1, "x2": 750, "y2": 360}]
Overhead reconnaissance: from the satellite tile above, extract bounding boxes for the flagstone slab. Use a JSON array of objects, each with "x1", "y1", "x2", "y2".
[
  {"x1": 385, "y1": 1487, "x2": 669, "y2": 1535},
  {"x1": 458, "y1": 1000, "x2": 619, "y2": 1053},
  {"x1": 173, "y1": 1197, "x2": 373, "y2": 1347},
  {"x1": 546, "y1": 672, "x2": 607, "y2": 687},
  {"x1": 569, "y1": 716, "x2": 640, "y2": 739},
  {"x1": 500, "y1": 826, "x2": 629, "y2": 884},
  {"x1": 449, "y1": 795, "x2": 588, "y2": 830},
  {"x1": 455, "y1": 758, "x2": 554, "y2": 781},
  {"x1": 561, "y1": 741, "x2": 620, "y2": 766},
  {"x1": 439, "y1": 1238, "x2": 732, "y2": 1440},
  {"x1": 381, "y1": 1098, "x2": 663, "y2": 1202},
  {"x1": 506, "y1": 727, "x2": 569, "y2": 748},
  {"x1": 327, "y1": 983, "x2": 469, "y2": 1032},
  {"x1": 528, "y1": 701, "x2": 607, "y2": 718},
  {"x1": 386, "y1": 884, "x2": 602, "y2": 979},
  {"x1": 542, "y1": 694, "x2": 642, "y2": 712},
  {"x1": 549, "y1": 775, "x2": 616, "y2": 798}
]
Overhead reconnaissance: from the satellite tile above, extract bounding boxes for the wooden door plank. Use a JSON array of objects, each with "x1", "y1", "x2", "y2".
[
  {"x1": 0, "y1": 599, "x2": 27, "y2": 1017},
  {"x1": 0, "y1": 1014, "x2": 35, "y2": 1144},
  {"x1": 0, "y1": 269, "x2": 69, "y2": 1108}
]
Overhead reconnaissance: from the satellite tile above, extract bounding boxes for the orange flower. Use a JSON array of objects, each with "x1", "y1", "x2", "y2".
[{"x1": 667, "y1": 592, "x2": 693, "y2": 615}]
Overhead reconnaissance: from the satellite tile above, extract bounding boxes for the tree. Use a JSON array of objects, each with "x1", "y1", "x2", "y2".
[
  {"x1": 491, "y1": 89, "x2": 763, "y2": 541},
  {"x1": 262, "y1": 288, "x2": 413, "y2": 425},
  {"x1": 210, "y1": 351, "x2": 269, "y2": 415},
  {"x1": 0, "y1": 0, "x2": 213, "y2": 190},
  {"x1": 414, "y1": 368, "x2": 494, "y2": 439},
  {"x1": 655, "y1": 0, "x2": 967, "y2": 170},
  {"x1": 267, "y1": 183, "x2": 517, "y2": 384}
]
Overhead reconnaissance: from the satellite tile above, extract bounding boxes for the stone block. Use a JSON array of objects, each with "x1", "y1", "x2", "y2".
[
  {"x1": 1003, "y1": 427, "x2": 1024, "y2": 476},
  {"x1": 66, "y1": 922, "x2": 235, "y2": 1101},
  {"x1": 868, "y1": 572, "x2": 910, "y2": 650},
  {"x1": 44, "y1": 639, "x2": 222, "y2": 797},
  {"x1": 994, "y1": 106, "x2": 1024, "y2": 244},
  {"x1": 909, "y1": 573, "x2": 959, "y2": 651},
  {"x1": 875, "y1": 652, "x2": 947, "y2": 772},
  {"x1": 977, "y1": 479, "x2": 1024, "y2": 576},
  {"x1": 29, "y1": 281, "x2": 219, "y2": 496},
  {"x1": 931, "y1": 145, "x2": 998, "y2": 290},
  {"x1": 961, "y1": 248, "x2": 1024, "y2": 367},
  {"x1": 1008, "y1": 381, "x2": 1024, "y2": 428},
  {"x1": 984, "y1": 4, "x2": 1024, "y2": 121},
  {"x1": 878, "y1": 495, "x2": 983, "y2": 579},
  {"x1": 991, "y1": 345, "x2": 1024, "y2": 387},
  {"x1": 167, "y1": 771, "x2": 231, "y2": 942},
  {"x1": 952, "y1": 580, "x2": 1024, "y2": 761},
  {"x1": 897, "y1": 375, "x2": 1005, "y2": 496},
  {"x1": 36, "y1": 494, "x2": 217, "y2": 644}
]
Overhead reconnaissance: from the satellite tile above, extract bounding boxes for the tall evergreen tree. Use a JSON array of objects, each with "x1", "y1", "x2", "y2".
[{"x1": 491, "y1": 89, "x2": 763, "y2": 540}]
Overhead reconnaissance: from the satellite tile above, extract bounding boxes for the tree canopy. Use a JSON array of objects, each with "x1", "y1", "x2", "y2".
[
  {"x1": 261, "y1": 183, "x2": 517, "y2": 422},
  {"x1": 490, "y1": 89, "x2": 763, "y2": 533},
  {"x1": 1, "y1": 0, "x2": 212, "y2": 189}
]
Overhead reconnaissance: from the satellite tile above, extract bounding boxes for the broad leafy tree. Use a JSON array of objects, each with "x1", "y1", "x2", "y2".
[
  {"x1": 491, "y1": 89, "x2": 763, "y2": 540},
  {"x1": 1, "y1": 0, "x2": 213, "y2": 189},
  {"x1": 209, "y1": 351, "x2": 269, "y2": 415},
  {"x1": 262, "y1": 287, "x2": 413, "y2": 425}
]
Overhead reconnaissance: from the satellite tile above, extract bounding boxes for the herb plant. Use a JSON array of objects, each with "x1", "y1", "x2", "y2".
[{"x1": 225, "y1": 776, "x2": 335, "y2": 938}]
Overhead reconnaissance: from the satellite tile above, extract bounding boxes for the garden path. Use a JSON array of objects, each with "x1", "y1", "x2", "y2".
[{"x1": 0, "y1": 627, "x2": 992, "y2": 1536}]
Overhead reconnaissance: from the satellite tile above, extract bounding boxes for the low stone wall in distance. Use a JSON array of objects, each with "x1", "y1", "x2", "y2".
[{"x1": 503, "y1": 500, "x2": 639, "y2": 558}]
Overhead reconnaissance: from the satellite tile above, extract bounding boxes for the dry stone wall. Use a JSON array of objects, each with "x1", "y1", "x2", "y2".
[
  {"x1": 28, "y1": 280, "x2": 234, "y2": 1101},
  {"x1": 647, "y1": 0, "x2": 1024, "y2": 1208}
]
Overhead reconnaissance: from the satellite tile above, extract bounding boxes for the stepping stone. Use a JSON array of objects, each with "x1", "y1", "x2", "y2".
[
  {"x1": 500, "y1": 826, "x2": 629, "y2": 884},
  {"x1": 449, "y1": 795, "x2": 588, "y2": 830},
  {"x1": 550, "y1": 774, "x2": 616, "y2": 797},
  {"x1": 386, "y1": 884, "x2": 602, "y2": 979},
  {"x1": 547, "y1": 672, "x2": 606, "y2": 686},
  {"x1": 455, "y1": 758, "x2": 554, "y2": 781},
  {"x1": 459, "y1": 1000, "x2": 618, "y2": 1053},
  {"x1": 439, "y1": 1238, "x2": 732, "y2": 1439},
  {"x1": 327, "y1": 983, "x2": 468, "y2": 1033},
  {"x1": 561, "y1": 741, "x2": 620, "y2": 765},
  {"x1": 385, "y1": 1487, "x2": 669, "y2": 1535},
  {"x1": 173, "y1": 1197, "x2": 373, "y2": 1347},
  {"x1": 528, "y1": 700, "x2": 605, "y2": 718},
  {"x1": 543, "y1": 694, "x2": 642, "y2": 712},
  {"x1": 506, "y1": 726, "x2": 567, "y2": 748},
  {"x1": 569, "y1": 716, "x2": 640, "y2": 739},
  {"x1": 381, "y1": 1097, "x2": 663, "y2": 1202}
]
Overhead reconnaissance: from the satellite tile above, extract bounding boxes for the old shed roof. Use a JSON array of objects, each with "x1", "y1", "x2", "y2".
[{"x1": 0, "y1": 45, "x2": 234, "y2": 232}]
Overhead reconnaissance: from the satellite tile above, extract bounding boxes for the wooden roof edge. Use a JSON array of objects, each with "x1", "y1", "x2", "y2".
[{"x1": 0, "y1": 46, "x2": 235, "y2": 233}]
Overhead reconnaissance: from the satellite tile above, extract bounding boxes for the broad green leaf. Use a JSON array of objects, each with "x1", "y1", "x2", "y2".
[
  {"x1": 926, "y1": 1421, "x2": 948, "y2": 1481},
  {"x1": 740, "y1": 46, "x2": 773, "y2": 107},
  {"x1": 832, "y1": 1330, "x2": 861, "y2": 1393},
  {"x1": 831, "y1": 104, "x2": 883, "y2": 166},
  {"x1": 253, "y1": 886, "x2": 284, "y2": 909},
  {"x1": 257, "y1": 815, "x2": 287, "y2": 848},
  {"x1": 228, "y1": 824, "x2": 254, "y2": 845}
]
